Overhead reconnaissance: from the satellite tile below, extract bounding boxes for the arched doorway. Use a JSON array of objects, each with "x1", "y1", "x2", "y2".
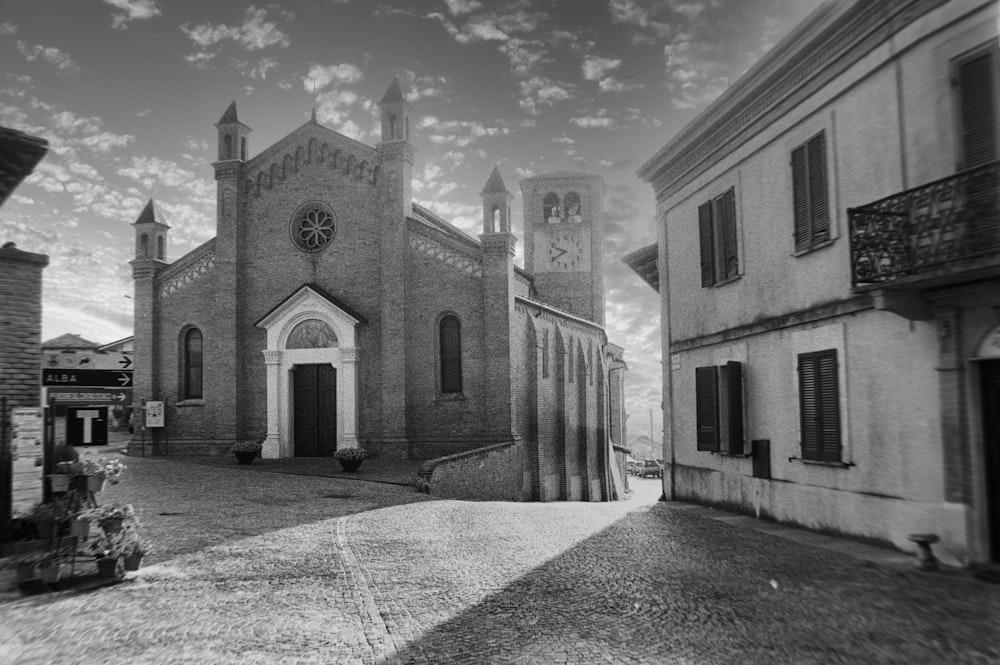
[{"x1": 975, "y1": 325, "x2": 1000, "y2": 562}]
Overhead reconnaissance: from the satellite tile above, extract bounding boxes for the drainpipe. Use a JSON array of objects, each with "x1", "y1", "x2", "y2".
[{"x1": 659, "y1": 208, "x2": 675, "y2": 501}]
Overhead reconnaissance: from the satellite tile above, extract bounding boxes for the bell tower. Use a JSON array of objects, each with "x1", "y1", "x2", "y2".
[{"x1": 520, "y1": 172, "x2": 605, "y2": 325}]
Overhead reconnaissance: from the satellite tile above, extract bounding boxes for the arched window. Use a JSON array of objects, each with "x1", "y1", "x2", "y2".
[
  {"x1": 139, "y1": 233, "x2": 149, "y2": 258},
  {"x1": 543, "y1": 192, "x2": 561, "y2": 223},
  {"x1": 564, "y1": 191, "x2": 582, "y2": 222},
  {"x1": 439, "y1": 315, "x2": 462, "y2": 393},
  {"x1": 387, "y1": 113, "x2": 397, "y2": 140},
  {"x1": 224, "y1": 135, "x2": 232, "y2": 159},
  {"x1": 240, "y1": 137, "x2": 247, "y2": 160},
  {"x1": 182, "y1": 328, "x2": 203, "y2": 400},
  {"x1": 156, "y1": 235, "x2": 165, "y2": 260}
]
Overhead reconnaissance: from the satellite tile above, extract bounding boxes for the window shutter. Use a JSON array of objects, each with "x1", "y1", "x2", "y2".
[
  {"x1": 698, "y1": 201, "x2": 715, "y2": 287},
  {"x1": 791, "y1": 145, "x2": 810, "y2": 249},
  {"x1": 719, "y1": 189, "x2": 739, "y2": 280},
  {"x1": 695, "y1": 366, "x2": 720, "y2": 451},
  {"x1": 725, "y1": 361, "x2": 745, "y2": 455},
  {"x1": 798, "y1": 353, "x2": 820, "y2": 460},
  {"x1": 817, "y1": 350, "x2": 841, "y2": 462},
  {"x1": 959, "y1": 53, "x2": 998, "y2": 169},
  {"x1": 807, "y1": 133, "x2": 829, "y2": 243}
]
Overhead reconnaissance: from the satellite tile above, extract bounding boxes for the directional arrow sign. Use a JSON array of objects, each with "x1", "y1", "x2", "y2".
[
  {"x1": 47, "y1": 387, "x2": 132, "y2": 405},
  {"x1": 43, "y1": 369, "x2": 133, "y2": 388},
  {"x1": 44, "y1": 352, "x2": 134, "y2": 371}
]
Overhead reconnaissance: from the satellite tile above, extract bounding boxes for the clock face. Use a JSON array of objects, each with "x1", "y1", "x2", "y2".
[{"x1": 547, "y1": 229, "x2": 585, "y2": 270}]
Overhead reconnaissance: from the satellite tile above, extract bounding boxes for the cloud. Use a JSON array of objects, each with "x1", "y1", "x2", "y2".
[
  {"x1": 401, "y1": 72, "x2": 453, "y2": 102},
  {"x1": 498, "y1": 38, "x2": 549, "y2": 77},
  {"x1": 304, "y1": 63, "x2": 364, "y2": 92},
  {"x1": 249, "y1": 57, "x2": 279, "y2": 80},
  {"x1": 181, "y1": 6, "x2": 290, "y2": 63},
  {"x1": 102, "y1": 0, "x2": 161, "y2": 29},
  {"x1": 0, "y1": 22, "x2": 17, "y2": 35},
  {"x1": 16, "y1": 41, "x2": 81, "y2": 74},
  {"x1": 570, "y1": 112, "x2": 618, "y2": 130},
  {"x1": 518, "y1": 76, "x2": 573, "y2": 116},
  {"x1": 582, "y1": 55, "x2": 621, "y2": 81},
  {"x1": 314, "y1": 88, "x2": 371, "y2": 139},
  {"x1": 444, "y1": 0, "x2": 483, "y2": 15},
  {"x1": 418, "y1": 116, "x2": 510, "y2": 148}
]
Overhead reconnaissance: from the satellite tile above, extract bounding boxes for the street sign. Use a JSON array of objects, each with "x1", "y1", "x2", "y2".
[
  {"x1": 43, "y1": 369, "x2": 133, "y2": 388},
  {"x1": 46, "y1": 387, "x2": 132, "y2": 405},
  {"x1": 44, "y1": 352, "x2": 133, "y2": 370}
]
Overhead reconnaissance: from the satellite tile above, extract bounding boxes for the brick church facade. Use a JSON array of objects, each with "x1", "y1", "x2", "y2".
[{"x1": 129, "y1": 78, "x2": 627, "y2": 501}]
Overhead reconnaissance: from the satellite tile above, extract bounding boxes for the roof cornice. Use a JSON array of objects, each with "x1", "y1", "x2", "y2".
[{"x1": 637, "y1": 0, "x2": 949, "y2": 201}]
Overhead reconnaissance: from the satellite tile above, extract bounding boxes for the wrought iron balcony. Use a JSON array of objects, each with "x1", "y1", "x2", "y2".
[{"x1": 849, "y1": 161, "x2": 999, "y2": 288}]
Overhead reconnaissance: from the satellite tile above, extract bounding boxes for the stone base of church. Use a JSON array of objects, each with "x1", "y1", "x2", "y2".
[
  {"x1": 126, "y1": 437, "x2": 238, "y2": 457},
  {"x1": 358, "y1": 435, "x2": 519, "y2": 461}
]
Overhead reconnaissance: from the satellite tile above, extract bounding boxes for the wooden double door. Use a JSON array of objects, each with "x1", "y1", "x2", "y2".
[{"x1": 293, "y1": 364, "x2": 337, "y2": 457}]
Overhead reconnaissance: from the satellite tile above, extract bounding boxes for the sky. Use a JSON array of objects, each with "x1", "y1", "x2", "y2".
[{"x1": 1, "y1": 0, "x2": 826, "y2": 442}]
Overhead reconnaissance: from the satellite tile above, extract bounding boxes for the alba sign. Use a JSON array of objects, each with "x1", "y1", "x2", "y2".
[{"x1": 42, "y1": 369, "x2": 133, "y2": 388}]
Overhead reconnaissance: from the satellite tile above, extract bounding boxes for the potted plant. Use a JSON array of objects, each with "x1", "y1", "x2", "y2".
[
  {"x1": 27, "y1": 499, "x2": 69, "y2": 540},
  {"x1": 333, "y1": 447, "x2": 368, "y2": 472},
  {"x1": 47, "y1": 467, "x2": 72, "y2": 493},
  {"x1": 104, "y1": 458, "x2": 127, "y2": 485},
  {"x1": 231, "y1": 439, "x2": 262, "y2": 465},
  {"x1": 13, "y1": 553, "x2": 43, "y2": 583},
  {"x1": 79, "y1": 503, "x2": 136, "y2": 535},
  {"x1": 115, "y1": 529, "x2": 152, "y2": 572},
  {"x1": 87, "y1": 533, "x2": 121, "y2": 579},
  {"x1": 38, "y1": 554, "x2": 65, "y2": 584}
]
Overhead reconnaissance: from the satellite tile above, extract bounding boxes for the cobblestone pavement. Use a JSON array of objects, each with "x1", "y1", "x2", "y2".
[{"x1": 1, "y1": 452, "x2": 998, "y2": 664}]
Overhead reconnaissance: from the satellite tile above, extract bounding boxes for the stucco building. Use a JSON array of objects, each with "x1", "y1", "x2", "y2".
[
  {"x1": 627, "y1": 0, "x2": 998, "y2": 563},
  {"x1": 129, "y1": 79, "x2": 627, "y2": 502}
]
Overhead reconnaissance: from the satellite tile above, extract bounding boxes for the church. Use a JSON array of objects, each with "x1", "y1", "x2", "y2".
[{"x1": 129, "y1": 78, "x2": 628, "y2": 501}]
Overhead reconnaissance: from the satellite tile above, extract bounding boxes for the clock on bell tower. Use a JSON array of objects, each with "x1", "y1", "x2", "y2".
[{"x1": 520, "y1": 172, "x2": 605, "y2": 326}]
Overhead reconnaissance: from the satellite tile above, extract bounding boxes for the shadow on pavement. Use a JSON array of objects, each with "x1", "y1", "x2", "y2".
[{"x1": 370, "y1": 502, "x2": 1000, "y2": 665}]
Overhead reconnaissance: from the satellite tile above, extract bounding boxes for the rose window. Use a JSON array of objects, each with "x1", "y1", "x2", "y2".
[{"x1": 290, "y1": 203, "x2": 336, "y2": 252}]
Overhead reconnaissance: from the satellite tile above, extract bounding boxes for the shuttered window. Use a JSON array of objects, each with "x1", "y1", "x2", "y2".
[
  {"x1": 798, "y1": 349, "x2": 841, "y2": 462},
  {"x1": 439, "y1": 315, "x2": 463, "y2": 393},
  {"x1": 695, "y1": 366, "x2": 719, "y2": 451},
  {"x1": 697, "y1": 187, "x2": 739, "y2": 286},
  {"x1": 791, "y1": 131, "x2": 830, "y2": 251},
  {"x1": 183, "y1": 327, "x2": 203, "y2": 400},
  {"x1": 696, "y1": 363, "x2": 745, "y2": 454},
  {"x1": 957, "y1": 50, "x2": 998, "y2": 170}
]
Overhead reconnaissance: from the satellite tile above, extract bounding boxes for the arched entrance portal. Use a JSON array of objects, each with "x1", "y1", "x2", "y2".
[
  {"x1": 975, "y1": 325, "x2": 1000, "y2": 562},
  {"x1": 255, "y1": 286, "x2": 361, "y2": 458}
]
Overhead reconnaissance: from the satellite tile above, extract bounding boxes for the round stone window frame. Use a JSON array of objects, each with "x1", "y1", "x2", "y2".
[{"x1": 289, "y1": 201, "x2": 337, "y2": 253}]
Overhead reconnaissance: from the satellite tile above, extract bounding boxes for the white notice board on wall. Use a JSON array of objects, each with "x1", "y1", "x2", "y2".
[{"x1": 145, "y1": 401, "x2": 165, "y2": 428}]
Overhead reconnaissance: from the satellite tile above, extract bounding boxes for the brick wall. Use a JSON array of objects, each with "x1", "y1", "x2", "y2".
[
  {"x1": 418, "y1": 441, "x2": 521, "y2": 500},
  {"x1": 0, "y1": 244, "x2": 48, "y2": 416}
]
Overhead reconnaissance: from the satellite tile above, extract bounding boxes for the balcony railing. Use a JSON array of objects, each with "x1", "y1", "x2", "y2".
[{"x1": 849, "y1": 161, "x2": 999, "y2": 287}]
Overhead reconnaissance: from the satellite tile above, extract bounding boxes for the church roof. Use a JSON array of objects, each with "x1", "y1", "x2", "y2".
[
  {"x1": 0, "y1": 126, "x2": 49, "y2": 209},
  {"x1": 133, "y1": 199, "x2": 171, "y2": 228},
  {"x1": 218, "y1": 101, "x2": 239, "y2": 124},
  {"x1": 42, "y1": 333, "x2": 100, "y2": 350},
  {"x1": 379, "y1": 77, "x2": 405, "y2": 104},
  {"x1": 481, "y1": 165, "x2": 510, "y2": 195}
]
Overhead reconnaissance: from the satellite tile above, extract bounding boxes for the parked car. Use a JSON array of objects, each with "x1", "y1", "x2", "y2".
[
  {"x1": 626, "y1": 458, "x2": 638, "y2": 475},
  {"x1": 636, "y1": 460, "x2": 663, "y2": 478}
]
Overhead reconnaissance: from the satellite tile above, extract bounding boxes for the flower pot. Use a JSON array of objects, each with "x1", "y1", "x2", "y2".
[
  {"x1": 39, "y1": 563, "x2": 63, "y2": 584},
  {"x1": 86, "y1": 475, "x2": 106, "y2": 493},
  {"x1": 338, "y1": 459, "x2": 363, "y2": 472},
  {"x1": 95, "y1": 556, "x2": 119, "y2": 579},
  {"x1": 234, "y1": 451, "x2": 256, "y2": 465},
  {"x1": 48, "y1": 474, "x2": 71, "y2": 493},
  {"x1": 123, "y1": 553, "x2": 143, "y2": 572},
  {"x1": 70, "y1": 518, "x2": 90, "y2": 539},
  {"x1": 15, "y1": 564, "x2": 39, "y2": 583},
  {"x1": 99, "y1": 517, "x2": 124, "y2": 534}
]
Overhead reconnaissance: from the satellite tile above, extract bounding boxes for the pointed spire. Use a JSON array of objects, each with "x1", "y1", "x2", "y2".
[
  {"x1": 218, "y1": 100, "x2": 239, "y2": 124},
  {"x1": 379, "y1": 77, "x2": 405, "y2": 105},
  {"x1": 481, "y1": 165, "x2": 510, "y2": 195},
  {"x1": 310, "y1": 106, "x2": 317, "y2": 123},
  {"x1": 134, "y1": 199, "x2": 170, "y2": 228}
]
